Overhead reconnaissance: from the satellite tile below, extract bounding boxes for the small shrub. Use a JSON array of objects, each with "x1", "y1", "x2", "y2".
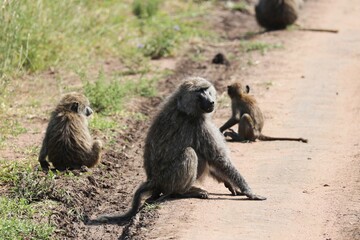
[
  {"x1": 84, "y1": 71, "x2": 125, "y2": 113},
  {"x1": 132, "y1": 0, "x2": 160, "y2": 19},
  {"x1": 89, "y1": 113, "x2": 118, "y2": 131},
  {"x1": 84, "y1": 72, "x2": 158, "y2": 114},
  {"x1": 142, "y1": 28, "x2": 179, "y2": 59}
]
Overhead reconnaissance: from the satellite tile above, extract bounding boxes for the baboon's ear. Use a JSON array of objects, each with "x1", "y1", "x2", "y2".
[
  {"x1": 245, "y1": 85, "x2": 250, "y2": 93},
  {"x1": 71, "y1": 102, "x2": 79, "y2": 113}
]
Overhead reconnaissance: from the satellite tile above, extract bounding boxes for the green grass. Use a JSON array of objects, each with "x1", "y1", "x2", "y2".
[
  {"x1": 132, "y1": 0, "x2": 161, "y2": 19},
  {"x1": 90, "y1": 113, "x2": 118, "y2": 132},
  {"x1": 0, "y1": 160, "x2": 57, "y2": 203},
  {"x1": 0, "y1": 119, "x2": 27, "y2": 147},
  {"x1": 143, "y1": 202, "x2": 160, "y2": 212},
  {"x1": 0, "y1": 197, "x2": 54, "y2": 240},
  {"x1": 84, "y1": 71, "x2": 159, "y2": 114},
  {"x1": 0, "y1": 162, "x2": 55, "y2": 239},
  {"x1": 240, "y1": 41, "x2": 283, "y2": 55},
  {"x1": 0, "y1": 0, "x2": 211, "y2": 76}
]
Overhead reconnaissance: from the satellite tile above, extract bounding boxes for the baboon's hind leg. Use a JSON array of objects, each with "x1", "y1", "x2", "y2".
[
  {"x1": 170, "y1": 186, "x2": 209, "y2": 199},
  {"x1": 161, "y1": 147, "x2": 208, "y2": 199},
  {"x1": 224, "y1": 114, "x2": 256, "y2": 142},
  {"x1": 238, "y1": 113, "x2": 256, "y2": 141}
]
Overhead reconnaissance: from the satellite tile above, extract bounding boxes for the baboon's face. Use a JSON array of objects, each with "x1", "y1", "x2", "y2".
[
  {"x1": 60, "y1": 93, "x2": 93, "y2": 117},
  {"x1": 177, "y1": 78, "x2": 216, "y2": 116},
  {"x1": 196, "y1": 87, "x2": 215, "y2": 113},
  {"x1": 227, "y1": 83, "x2": 250, "y2": 98},
  {"x1": 71, "y1": 102, "x2": 93, "y2": 117}
]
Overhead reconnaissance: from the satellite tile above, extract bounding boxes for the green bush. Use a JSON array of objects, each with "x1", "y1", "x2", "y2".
[
  {"x1": 84, "y1": 72, "x2": 158, "y2": 114},
  {"x1": 132, "y1": 0, "x2": 160, "y2": 19},
  {"x1": 142, "y1": 27, "x2": 180, "y2": 59}
]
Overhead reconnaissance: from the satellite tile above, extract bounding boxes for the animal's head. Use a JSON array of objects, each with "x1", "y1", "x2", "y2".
[
  {"x1": 176, "y1": 77, "x2": 216, "y2": 116},
  {"x1": 227, "y1": 82, "x2": 250, "y2": 99},
  {"x1": 58, "y1": 92, "x2": 93, "y2": 117}
]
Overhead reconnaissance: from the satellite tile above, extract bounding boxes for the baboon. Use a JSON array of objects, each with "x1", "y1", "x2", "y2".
[
  {"x1": 220, "y1": 82, "x2": 308, "y2": 143},
  {"x1": 38, "y1": 92, "x2": 102, "y2": 171},
  {"x1": 255, "y1": 0, "x2": 303, "y2": 30},
  {"x1": 95, "y1": 77, "x2": 265, "y2": 223}
]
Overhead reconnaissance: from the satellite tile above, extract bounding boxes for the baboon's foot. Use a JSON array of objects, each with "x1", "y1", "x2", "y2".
[
  {"x1": 172, "y1": 187, "x2": 209, "y2": 199},
  {"x1": 243, "y1": 191, "x2": 267, "y2": 200}
]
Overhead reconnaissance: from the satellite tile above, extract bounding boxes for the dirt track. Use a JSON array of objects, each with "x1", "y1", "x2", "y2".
[{"x1": 133, "y1": 1, "x2": 360, "y2": 239}]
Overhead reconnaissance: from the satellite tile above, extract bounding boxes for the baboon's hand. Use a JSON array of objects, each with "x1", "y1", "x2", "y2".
[
  {"x1": 243, "y1": 191, "x2": 267, "y2": 200},
  {"x1": 94, "y1": 140, "x2": 103, "y2": 149},
  {"x1": 224, "y1": 182, "x2": 243, "y2": 196},
  {"x1": 224, "y1": 129, "x2": 236, "y2": 138},
  {"x1": 39, "y1": 161, "x2": 50, "y2": 171}
]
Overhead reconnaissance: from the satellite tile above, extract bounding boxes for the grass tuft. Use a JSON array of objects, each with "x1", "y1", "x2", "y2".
[
  {"x1": 0, "y1": 197, "x2": 54, "y2": 240},
  {"x1": 240, "y1": 41, "x2": 283, "y2": 55},
  {"x1": 132, "y1": 0, "x2": 160, "y2": 19},
  {"x1": 84, "y1": 71, "x2": 158, "y2": 114}
]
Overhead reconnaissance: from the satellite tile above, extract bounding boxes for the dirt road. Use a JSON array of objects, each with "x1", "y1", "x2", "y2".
[{"x1": 138, "y1": 1, "x2": 360, "y2": 239}]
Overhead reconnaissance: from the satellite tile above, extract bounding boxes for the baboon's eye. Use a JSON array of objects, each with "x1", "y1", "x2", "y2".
[
  {"x1": 70, "y1": 102, "x2": 79, "y2": 113},
  {"x1": 195, "y1": 88, "x2": 207, "y2": 93}
]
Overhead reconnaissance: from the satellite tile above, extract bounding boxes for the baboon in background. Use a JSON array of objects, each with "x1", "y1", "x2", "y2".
[
  {"x1": 38, "y1": 92, "x2": 102, "y2": 171},
  {"x1": 95, "y1": 77, "x2": 265, "y2": 223},
  {"x1": 220, "y1": 82, "x2": 308, "y2": 143},
  {"x1": 255, "y1": 0, "x2": 303, "y2": 30}
]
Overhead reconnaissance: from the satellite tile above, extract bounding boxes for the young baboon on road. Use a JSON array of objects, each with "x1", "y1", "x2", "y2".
[
  {"x1": 95, "y1": 77, "x2": 265, "y2": 223},
  {"x1": 255, "y1": 0, "x2": 303, "y2": 30},
  {"x1": 220, "y1": 82, "x2": 308, "y2": 143},
  {"x1": 38, "y1": 92, "x2": 102, "y2": 171}
]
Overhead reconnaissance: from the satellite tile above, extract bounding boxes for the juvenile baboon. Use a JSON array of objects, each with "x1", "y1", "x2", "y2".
[
  {"x1": 255, "y1": 0, "x2": 303, "y2": 30},
  {"x1": 38, "y1": 92, "x2": 102, "y2": 171},
  {"x1": 220, "y1": 82, "x2": 308, "y2": 143},
  {"x1": 95, "y1": 77, "x2": 265, "y2": 223}
]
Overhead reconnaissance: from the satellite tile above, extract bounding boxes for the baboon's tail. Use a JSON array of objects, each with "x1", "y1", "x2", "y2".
[
  {"x1": 258, "y1": 134, "x2": 308, "y2": 143},
  {"x1": 93, "y1": 181, "x2": 152, "y2": 224}
]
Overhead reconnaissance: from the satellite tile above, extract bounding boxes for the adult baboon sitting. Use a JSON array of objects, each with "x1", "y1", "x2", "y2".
[
  {"x1": 255, "y1": 0, "x2": 303, "y2": 30},
  {"x1": 95, "y1": 77, "x2": 265, "y2": 223},
  {"x1": 38, "y1": 92, "x2": 102, "y2": 171}
]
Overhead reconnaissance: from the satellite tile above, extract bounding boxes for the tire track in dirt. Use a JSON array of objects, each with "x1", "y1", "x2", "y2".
[{"x1": 129, "y1": 0, "x2": 360, "y2": 239}]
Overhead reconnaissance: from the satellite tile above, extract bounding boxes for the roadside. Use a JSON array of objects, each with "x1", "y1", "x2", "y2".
[{"x1": 122, "y1": 0, "x2": 360, "y2": 239}]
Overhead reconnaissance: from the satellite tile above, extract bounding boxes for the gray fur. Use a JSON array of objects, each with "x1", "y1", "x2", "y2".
[{"x1": 94, "y1": 77, "x2": 265, "y2": 224}]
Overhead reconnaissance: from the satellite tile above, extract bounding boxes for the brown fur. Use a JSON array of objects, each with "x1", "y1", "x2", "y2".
[
  {"x1": 220, "y1": 82, "x2": 308, "y2": 143},
  {"x1": 93, "y1": 77, "x2": 265, "y2": 224},
  {"x1": 38, "y1": 92, "x2": 102, "y2": 171},
  {"x1": 255, "y1": 0, "x2": 303, "y2": 30}
]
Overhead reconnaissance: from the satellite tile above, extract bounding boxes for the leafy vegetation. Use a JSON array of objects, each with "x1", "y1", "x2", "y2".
[
  {"x1": 132, "y1": 0, "x2": 161, "y2": 19},
  {"x1": 84, "y1": 71, "x2": 159, "y2": 114},
  {"x1": 0, "y1": 197, "x2": 54, "y2": 240}
]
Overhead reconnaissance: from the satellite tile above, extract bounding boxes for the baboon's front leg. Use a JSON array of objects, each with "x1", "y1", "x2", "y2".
[
  {"x1": 38, "y1": 136, "x2": 50, "y2": 170},
  {"x1": 220, "y1": 117, "x2": 239, "y2": 133}
]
